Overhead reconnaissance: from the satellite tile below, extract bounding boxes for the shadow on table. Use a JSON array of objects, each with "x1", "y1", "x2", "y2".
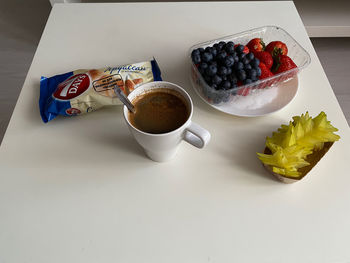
[
  {"x1": 234, "y1": 137, "x2": 281, "y2": 183},
  {"x1": 214, "y1": 121, "x2": 282, "y2": 184},
  {"x1": 93, "y1": 130, "x2": 146, "y2": 159}
]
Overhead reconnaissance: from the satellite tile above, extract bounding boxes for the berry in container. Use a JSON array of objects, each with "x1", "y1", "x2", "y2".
[{"x1": 189, "y1": 26, "x2": 311, "y2": 116}]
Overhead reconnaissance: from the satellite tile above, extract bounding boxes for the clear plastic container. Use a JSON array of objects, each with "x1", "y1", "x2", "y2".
[{"x1": 189, "y1": 26, "x2": 311, "y2": 116}]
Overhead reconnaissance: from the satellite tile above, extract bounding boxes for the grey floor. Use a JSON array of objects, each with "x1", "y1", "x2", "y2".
[{"x1": 0, "y1": 1, "x2": 349, "y2": 145}]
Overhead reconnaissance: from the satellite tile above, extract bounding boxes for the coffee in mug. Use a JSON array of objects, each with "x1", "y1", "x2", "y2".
[{"x1": 128, "y1": 89, "x2": 190, "y2": 134}]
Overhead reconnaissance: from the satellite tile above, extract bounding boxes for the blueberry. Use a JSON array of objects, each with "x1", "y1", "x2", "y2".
[
  {"x1": 237, "y1": 69, "x2": 247, "y2": 81},
  {"x1": 202, "y1": 84, "x2": 214, "y2": 99},
  {"x1": 218, "y1": 66, "x2": 228, "y2": 76},
  {"x1": 251, "y1": 75, "x2": 259, "y2": 81},
  {"x1": 211, "y1": 48, "x2": 218, "y2": 57},
  {"x1": 210, "y1": 61, "x2": 218, "y2": 67},
  {"x1": 245, "y1": 68, "x2": 252, "y2": 76},
  {"x1": 226, "y1": 67, "x2": 232, "y2": 75},
  {"x1": 198, "y1": 47, "x2": 205, "y2": 53},
  {"x1": 206, "y1": 64, "x2": 217, "y2": 76},
  {"x1": 213, "y1": 96, "x2": 224, "y2": 104},
  {"x1": 211, "y1": 84, "x2": 218, "y2": 90},
  {"x1": 205, "y1": 47, "x2": 216, "y2": 58},
  {"x1": 222, "y1": 75, "x2": 227, "y2": 81},
  {"x1": 224, "y1": 56, "x2": 234, "y2": 67},
  {"x1": 222, "y1": 95, "x2": 230, "y2": 103},
  {"x1": 215, "y1": 84, "x2": 223, "y2": 90},
  {"x1": 247, "y1": 52, "x2": 255, "y2": 61},
  {"x1": 234, "y1": 62, "x2": 244, "y2": 70},
  {"x1": 202, "y1": 52, "x2": 213, "y2": 63},
  {"x1": 230, "y1": 79, "x2": 237, "y2": 88},
  {"x1": 216, "y1": 51, "x2": 227, "y2": 61},
  {"x1": 191, "y1": 49, "x2": 200, "y2": 57},
  {"x1": 244, "y1": 79, "x2": 253, "y2": 85},
  {"x1": 231, "y1": 83, "x2": 238, "y2": 95},
  {"x1": 252, "y1": 63, "x2": 260, "y2": 70},
  {"x1": 205, "y1": 46, "x2": 212, "y2": 53},
  {"x1": 244, "y1": 64, "x2": 252, "y2": 70},
  {"x1": 233, "y1": 55, "x2": 239, "y2": 62},
  {"x1": 225, "y1": 42, "x2": 235, "y2": 54},
  {"x1": 198, "y1": 63, "x2": 208, "y2": 74},
  {"x1": 250, "y1": 58, "x2": 260, "y2": 68},
  {"x1": 218, "y1": 41, "x2": 226, "y2": 50},
  {"x1": 256, "y1": 67, "x2": 262, "y2": 77},
  {"x1": 235, "y1": 44, "x2": 245, "y2": 53},
  {"x1": 248, "y1": 69, "x2": 257, "y2": 79},
  {"x1": 192, "y1": 54, "x2": 201, "y2": 64},
  {"x1": 213, "y1": 43, "x2": 219, "y2": 49},
  {"x1": 200, "y1": 62, "x2": 209, "y2": 68},
  {"x1": 238, "y1": 53, "x2": 246, "y2": 61},
  {"x1": 229, "y1": 73, "x2": 238, "y2": 84},
  {"x1": 212, "y1": 74, "x2": 223, "y2": 85},
  {"x1": 222, "y1": 80, "x2": 231, "y2": 90},
  {"x1": 242, "y1": 57, "x2": 250, "y2": 65}
]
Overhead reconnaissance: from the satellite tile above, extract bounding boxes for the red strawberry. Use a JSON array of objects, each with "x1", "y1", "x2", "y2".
[
  {"x1": 234, "y1": 44, "x2": 249, "y2": 54},
  {"x1": 254, "y1": 51, "x2": 273, "y2": 69},
  {"x1": 259, "y1": 62, "x2": 274, "y2": 80},
  {"x1": 272, "y1": 55, "x2": 297, "y2": 74},
  {"x1": 247, "y1": 38, "x2": 265, "y2": 54},
  {"x1": 265, "y1": 41, "x2": 288, "y2": 57}
]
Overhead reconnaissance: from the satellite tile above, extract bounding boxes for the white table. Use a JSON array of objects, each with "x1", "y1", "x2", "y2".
[
  {"x1": 1, "y1": 2, "x2": 350, "y2": 262},
  {"x1": 49, "y1": 0, "x2": 350, "y2": 37}
]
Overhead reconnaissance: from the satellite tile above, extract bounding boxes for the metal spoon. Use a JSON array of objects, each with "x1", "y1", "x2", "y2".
[{"x1": 113, "y1": 86, "x2": 135, "y2": 113}]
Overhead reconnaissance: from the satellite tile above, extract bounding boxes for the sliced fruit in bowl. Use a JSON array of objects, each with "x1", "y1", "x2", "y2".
[{"x1": 257, "y1": 112, "x2": 340, "y2": 183}]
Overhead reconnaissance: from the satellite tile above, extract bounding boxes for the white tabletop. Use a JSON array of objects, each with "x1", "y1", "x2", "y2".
[{"x1": 1, "y1": 2, "x2": 350, "y2": 262}]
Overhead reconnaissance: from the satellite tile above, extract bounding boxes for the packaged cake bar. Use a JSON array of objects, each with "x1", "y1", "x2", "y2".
[{"x1": 39, "y1": 59, "x2": 162, "y2": 123}]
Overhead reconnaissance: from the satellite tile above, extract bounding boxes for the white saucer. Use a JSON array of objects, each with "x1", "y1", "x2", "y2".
[{"x1": 197, "y1": 77, "x2": 298, "y2": 117}]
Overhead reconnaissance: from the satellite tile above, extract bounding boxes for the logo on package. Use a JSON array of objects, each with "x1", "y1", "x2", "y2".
[{"x1": 53, "y1": 74, "x2": 90, "y2": 100}]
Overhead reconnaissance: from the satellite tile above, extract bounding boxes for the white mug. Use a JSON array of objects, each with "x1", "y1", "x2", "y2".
[{"x1": 123, "y1": 81, "x2": 211, "y2": 162}]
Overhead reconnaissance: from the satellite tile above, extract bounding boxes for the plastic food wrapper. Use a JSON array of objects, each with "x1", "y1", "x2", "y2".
[{"x1": 39, "y1": 59, "x2": 162, "y2": 123}]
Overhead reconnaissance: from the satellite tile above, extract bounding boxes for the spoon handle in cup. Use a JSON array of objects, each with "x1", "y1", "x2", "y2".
[{"x1": 114, "y1": 86, "x2": 135, "y2": 113}]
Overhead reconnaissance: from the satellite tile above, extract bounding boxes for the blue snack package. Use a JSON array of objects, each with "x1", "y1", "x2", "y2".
[{"x1": 39, "y1": 59, "x2": 162, "y2": 123}]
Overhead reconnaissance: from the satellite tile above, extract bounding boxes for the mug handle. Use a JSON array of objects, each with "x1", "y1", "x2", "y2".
[{"x1": 184, "y1": 122, "x2": 211, "y2": 148}]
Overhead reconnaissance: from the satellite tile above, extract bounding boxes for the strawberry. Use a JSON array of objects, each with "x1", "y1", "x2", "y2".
[
  {"x1": 234, "y1": 44, "x2": 249, "y2": 54},
  {"x1": 265, "y1": 41, "x2": 288, "y2": 57},
  {"x1": 254, "y1": 51, "x2": 273, "y2": 69},
  {"x1": 243, "y1": 46, "x2": 249, "y2": 54},
  {"x1": 259, "y1": 62, "x2": 274, "y2": 80},
  {"x1": 247, "y1": 38, "x2": 265, "y2": 54},
  {"x1": 272, "y1": 55, "x2": 297, "y2": 74}
]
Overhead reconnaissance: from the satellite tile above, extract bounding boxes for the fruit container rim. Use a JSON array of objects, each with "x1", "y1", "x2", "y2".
[{"x1": 188, "y1": 25, "x2": 312, "y2": 93}]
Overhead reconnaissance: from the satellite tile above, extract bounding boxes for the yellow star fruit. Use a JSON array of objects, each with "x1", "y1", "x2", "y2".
[{"x1": 257, "y1": 112, "x2": 340, "y2": 178}]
